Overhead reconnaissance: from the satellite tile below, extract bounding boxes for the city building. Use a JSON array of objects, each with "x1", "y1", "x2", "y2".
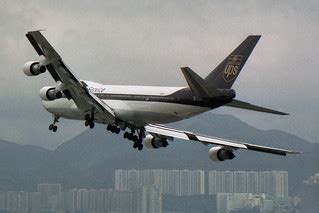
[
  {"x1": 208, "y1": 170, "x2": 288, "y2": 197},
  {"x1": 140, "y1": 186, "x2": 162, "y2": 213},
  {"x1": 233, "y1": 171, "x2": 247, "y2": 193},
  {"x1": 301, "y1": 173, "x2": 319, "y2": 212},
  {"x1": 37, "y1": 183, "x2": 61, "y2": 210},
  {"x1": 222, "y1": 171, "x2": 234, "y2": 193},
  {"x1": 115, "y1": 169, "x2": 205, "y2": 196},
  {"x1": 247, "y1": 171, "x2": 258, "y2": 194}
]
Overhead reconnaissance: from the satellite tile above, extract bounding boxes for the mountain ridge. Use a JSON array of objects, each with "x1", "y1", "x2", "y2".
[{"x1": 0, "y1": 113, "x2": 317, "y2": 195}]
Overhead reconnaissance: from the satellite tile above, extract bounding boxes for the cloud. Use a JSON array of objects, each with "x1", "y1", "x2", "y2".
[{"x1": 0, "y1": 0, "x2": 318, "y2": 148}]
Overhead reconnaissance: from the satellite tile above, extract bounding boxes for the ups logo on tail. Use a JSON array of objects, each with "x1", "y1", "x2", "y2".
[{"x1": 222, "y1": 55, "x2": 243, "y2": 82}]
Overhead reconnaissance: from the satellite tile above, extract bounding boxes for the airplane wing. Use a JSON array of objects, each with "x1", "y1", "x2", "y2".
[
  {"x1": 145, "y1": 124, "x2": 300, "y2": 156},
  {"x1": 26, "y1": 30, "x2": 115, "y2": 122},
  {"x1": 225, "y1": 99, "x2": 288, "y2": 115}
]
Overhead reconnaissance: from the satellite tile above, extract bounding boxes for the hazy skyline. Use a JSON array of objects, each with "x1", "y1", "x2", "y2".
[{"x1": 1, "y1": 0, "x2": 318, "y2": 149}]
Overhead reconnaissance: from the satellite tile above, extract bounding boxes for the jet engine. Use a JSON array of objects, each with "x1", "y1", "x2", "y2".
[
  {"x1": 208, "y1": 146, "x2": 235, "y2": 161},
  {"x1": 143, "y1": 134, "x2": 169, "y2": 149},
  {"x1": 39, "y1": 86, "x2": 63, "y2": 101},
  {"x1": 23, "y1": 61, "x2": 46, "y2": 76}
]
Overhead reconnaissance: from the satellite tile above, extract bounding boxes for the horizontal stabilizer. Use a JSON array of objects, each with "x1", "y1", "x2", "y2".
[
  {"x1": 181, "y1": 67, "x2": 236, "y2": 99},
  {"x1": 226, "y1": 99, "x2": 288, "y2": 115},
  {"x1": 181, "y1": 67, "x2": 211, "y2": 98}
]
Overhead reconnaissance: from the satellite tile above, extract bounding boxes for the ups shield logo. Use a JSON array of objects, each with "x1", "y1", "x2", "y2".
[{"x1": 222, "y1": 55, "x2": 243, "y2": 82}]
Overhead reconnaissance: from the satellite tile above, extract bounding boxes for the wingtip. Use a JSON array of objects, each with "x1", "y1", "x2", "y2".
[
  {"x1": 180, "y1": 66, "x2": 190, "y2": 70},
  {"x1": 289, "y1": 151, "x2": 302, "y2": 154},
  {"x1": 249, "y1": 35, "x2": 262, "y2": 38},
  {"x1": 27, "y1": 29, "x2": 47, "y2": 34}
]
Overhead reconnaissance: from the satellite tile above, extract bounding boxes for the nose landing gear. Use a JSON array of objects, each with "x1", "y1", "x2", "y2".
[{"x1": 49, "y1": 116, "x2": 59, "y2": 132}]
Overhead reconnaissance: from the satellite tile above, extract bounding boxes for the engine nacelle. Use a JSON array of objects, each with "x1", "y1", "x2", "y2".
[
  {"x1": 143, "y1": 134, "x2": 169, "y2": 149},
  {"x1": 39, "y1": 86, "x2": 63, "y2": 101},
  {"x1": 23, "y1": 61, "x2": 46, "y2": 76},
  {"x1": 209, "y1": 146, "x2": 235, "y2": 161}
]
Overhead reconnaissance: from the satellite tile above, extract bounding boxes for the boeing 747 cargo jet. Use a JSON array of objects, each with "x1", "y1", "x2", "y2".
[{"x1": 23, "y1": 31, "x2": 300, "y2": 161}]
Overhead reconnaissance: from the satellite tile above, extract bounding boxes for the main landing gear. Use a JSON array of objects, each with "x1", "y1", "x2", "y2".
[
  {"x1": 49, "y1": 116, "x2": 59, "y2": 132},
  {"x1": 123, "y1": 129, "x2": 145, "y2": 151},
  {"x1": 106, "y1": 124, "x2": 121, "y2": 134},
  {"x1": 84, "y1": 113, "x2": 95, "y2": 129},
  {"x1": 106, "y1": 124, "x2": 145, "y2": 151}
]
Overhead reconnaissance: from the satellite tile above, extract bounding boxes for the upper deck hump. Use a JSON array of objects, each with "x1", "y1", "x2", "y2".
[{"x1": 83, "y1": 81, "x2": 185, "y2": 96}]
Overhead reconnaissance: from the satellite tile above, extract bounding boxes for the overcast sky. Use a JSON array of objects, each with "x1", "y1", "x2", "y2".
[{"x1": 1, "y1": 0, "x2": 318, "y2": 149}]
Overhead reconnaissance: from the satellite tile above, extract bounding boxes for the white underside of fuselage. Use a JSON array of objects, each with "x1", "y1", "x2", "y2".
[
  {"x1": 42, "y1": 99, "x2": 209, "y2": 125},
  {"x1": 41, "y1": 82, "x2": 210, "y2": 126}
]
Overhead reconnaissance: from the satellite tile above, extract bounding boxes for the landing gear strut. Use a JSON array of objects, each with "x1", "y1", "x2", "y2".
[{"x1": 49, "y1": 116, "x2": 59, "y2": 132}]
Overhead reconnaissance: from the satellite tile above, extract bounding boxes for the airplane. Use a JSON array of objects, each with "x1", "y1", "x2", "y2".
[{"x1": 23, "y1": 30, "x2": 300, "y2": 162}]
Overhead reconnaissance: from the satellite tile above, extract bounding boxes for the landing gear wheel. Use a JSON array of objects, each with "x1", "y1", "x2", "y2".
[
  {"x1": 137, "y1": 144, "x2": 143, "y2": 151},
  {"x1": 49, "y1": 124, "x2": 54, "y2": 130},
  {"x1": 85, "y1": 119, "x2": 91, "y2": 126},
  {"x1": 107, "y1": 124, "x2": 112, "y2": 131},
  {"x1": 133, "y1": 142, "x2": 138, "y2": 149},
  {"x1": 49, "y1": 116, "x2": 59, "y2": 132},
  {"x1": 124, "y1": 132, "x2": 129, "y2": 138},
  {"x1": 111, "y1": 125, "x2": 117, "y2": 133},
  {"x1": 84, "y1": 110, "x2": 95, "y2": 129},
  {"x1": 84, "y1": 114, "x2": 90, "y2": 121},
  {"x1": 128, "y1": 133, "x2": 133, "y2": 141},
  {"x1": 132, "y1": 135, "x2": 138, "y2": 142},
  {"x1": 115, "y1": 128, "x2": 121, "y2": 134}
]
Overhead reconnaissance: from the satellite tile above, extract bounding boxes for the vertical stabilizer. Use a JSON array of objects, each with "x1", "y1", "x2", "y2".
[{"x1": 205, "y1": 35, "x2": 261, "y2": 89}]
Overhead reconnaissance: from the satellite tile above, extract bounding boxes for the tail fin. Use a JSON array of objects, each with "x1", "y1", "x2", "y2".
[{"x1": 205, "y1": 35, "x2": 261, "y2": 89}]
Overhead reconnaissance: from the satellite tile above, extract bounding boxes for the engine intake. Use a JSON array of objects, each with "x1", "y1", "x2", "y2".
[
  {"x1": 40, "y1": 86, "x2": 63, "y2": 101},
  {"x1": 143, "y1": 134, "x2": 169, "y2": 149},
  {"x1": 209, "y1": 146, "x2": 235, "y2": 161},
  {"x1": 23, "y1": 61, "x2": 46, "y2": 76}
]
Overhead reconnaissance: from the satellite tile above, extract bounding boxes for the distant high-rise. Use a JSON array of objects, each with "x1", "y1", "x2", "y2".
[
  {"x1": 140, "y1": 186, "x2": 162, "y2": 213},
  {"x1": 63, "y1": 188, "x2": 134, "y2": 213},
  {"x1": 0, "y1": 191, "x2": 40, "y2": 212},
  {"x1": 216, "y1": 193, "x2": 232, "y2": 212},
  {"x1": 258, "y1": 171, "x2": 266, "y2": 194},
  {"x1": 5, "y1": 191, "x2": 18, "y2": 212},
  {"x1": 166, "y1": 170, "x2": 180, "y2": 196},
  {"x1": 0, "y1": 192, "x2": 5, "y2": 210},
  {"x1": 222, "y1": 171, "x2": 234, "y2": 193},
  {"x1": 301, "y1": 173, "x2": 319, "y2": 212},
  {"x1": 208, "y1": 170, "x2": 288, "y2": 197},
  {"x1": 233, "y1": 171, "x2": 247, "y2": 193},
  {"x1": 37, "y1": 183, "x2": 61, "y2": 210},
  {"x1": 208, "y1": 170, "x2": 218, "y2": 194},
  {"x1": 247, "y1": 171, "x2": 258, "y2": 194},
  {"x1": 209, "y1": 171, "x2": 233, "y2": 194},
  {"x1": 115, "y1": 169, "x2": 128, "y2": 191},
  {"x1": 115, "y1": 169, "x2": 205, "y2": 197},
  {"x1": 260, "y1": 171, "x2": 288, "y2": 197}
]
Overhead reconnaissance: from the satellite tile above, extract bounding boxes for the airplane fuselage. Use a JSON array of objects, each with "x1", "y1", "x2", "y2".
[{"x1": 42, "y1": 81, "x2": 234, "y2": 126}]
